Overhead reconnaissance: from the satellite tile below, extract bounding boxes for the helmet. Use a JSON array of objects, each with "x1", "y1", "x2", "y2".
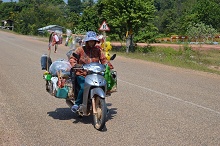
[{"x1": 84, "y1": 31, "x2": 99, "y2": 42}]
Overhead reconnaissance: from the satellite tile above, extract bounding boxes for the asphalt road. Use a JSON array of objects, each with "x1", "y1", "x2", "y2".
[{"x1": 1, "y1": 30, "x2": 220, "y2": 146}]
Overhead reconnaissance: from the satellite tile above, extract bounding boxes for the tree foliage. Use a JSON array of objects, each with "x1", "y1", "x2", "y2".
[
  {"x1": 15, "y1": 3, "x2": 65, "y2": 34},
  {"x1": 0, "y1": 0, "x2": 220, "y2": 44},
  {"x1": 192, "y1": 0, "x2": 220, "y2": 32},
  {"x1": 77, "y1": 5, "x2": 99, "y2": 33},
  {"x1": 186, "y1": 22, "x2": 217, "y2": 43},
  {"x1": 68, "y1": 0, "x2": 82, "y2": 13},
  {"x1": 82, "y1": 0, "x2": 94, "y2": 9},
  {"x1": 96, "y1": 0, "x2": 157, "y2": 41},
  {"x1": 154, "y1": 0, "x2": 220, "y2": 36}
]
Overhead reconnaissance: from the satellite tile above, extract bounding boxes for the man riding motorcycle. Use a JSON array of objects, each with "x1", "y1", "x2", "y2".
[{"x1": 70, "y1": 31, "x2": 113, "y2": 113}]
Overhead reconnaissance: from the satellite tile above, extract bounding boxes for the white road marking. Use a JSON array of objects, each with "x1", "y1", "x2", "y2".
[{"x1": 119, "y1": 79, "x2": 220, "y2": 115}]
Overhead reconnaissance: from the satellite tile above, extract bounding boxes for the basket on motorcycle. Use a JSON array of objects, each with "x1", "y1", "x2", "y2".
[{"x1": 55, "y1": 86, "x2": 69, "y2": 99}]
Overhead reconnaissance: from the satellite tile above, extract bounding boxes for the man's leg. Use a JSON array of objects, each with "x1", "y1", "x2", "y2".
[
  {"x1": 71, "y1": 76, "x2": 85, "y2": 113},
  {"x1": 75, "y1": 76, "x2": 85, "y2": 105}
]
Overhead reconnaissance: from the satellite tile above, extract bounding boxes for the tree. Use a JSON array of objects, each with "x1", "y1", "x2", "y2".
[
  {"x1": 68, "y1": 0, "x2": 82, "y2": 14},
  {"x1": 154, "y1": 0, "x2": 220, "y2": 36},
  {"x1": 19, "y1": 0, "x2": 65, "y2": 5},
  {"x1": 14, "y1": 2, "x2": 66, "y2": 35},
  {"x1": 192, "y1": 0, "x2": 220, "y2": 32},
  {"x1": 77, "y1": 5, "x2": 100, "y2": 32},
  {"x1": 81, "y1": 0, "x2": 94, "y2": 9},
  {"x1": 97, "y1": 0, "x2": 157, "y2": 52},
  {"x1": 186, "y1": 22, "x2": 217, "y2": 43}
]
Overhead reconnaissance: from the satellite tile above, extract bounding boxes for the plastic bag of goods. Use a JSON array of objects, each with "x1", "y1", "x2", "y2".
[{"x1": 49, "y1": 59, "x2": 71, "y2": 77}]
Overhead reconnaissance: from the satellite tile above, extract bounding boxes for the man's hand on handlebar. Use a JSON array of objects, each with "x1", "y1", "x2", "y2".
[{"x1": 73, "y1": 64, "x2": 83, "y2": 69}]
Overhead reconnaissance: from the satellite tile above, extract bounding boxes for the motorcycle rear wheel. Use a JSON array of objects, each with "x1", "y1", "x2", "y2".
[{"x1": 93, "y1": 96, "x2": 107, "y2": 131}]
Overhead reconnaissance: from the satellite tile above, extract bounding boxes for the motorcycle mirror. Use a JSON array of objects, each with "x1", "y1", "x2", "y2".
[
  {"x1": 110, "y1": 54, "x2": 116, "y2": 60},
  {"x1": 72, "y1": 52, "x2": 80, "y2": 60}
]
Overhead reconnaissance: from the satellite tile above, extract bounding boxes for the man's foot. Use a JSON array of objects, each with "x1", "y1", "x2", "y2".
[
  {"x1": 54, "y1": 51, "x2": 57, "y2": 53},
  {"x1": 71, "y1": 104, "x2": 79, "y2": 113}
]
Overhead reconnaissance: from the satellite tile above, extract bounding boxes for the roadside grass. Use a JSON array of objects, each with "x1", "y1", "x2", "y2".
[{"x1": 112, "y1": 45, "x2": 220, "y2": 75}]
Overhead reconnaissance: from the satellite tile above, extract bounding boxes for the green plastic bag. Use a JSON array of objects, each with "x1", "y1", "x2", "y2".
[{"x1": 104, "y1": 64, "x2": 116, "y2": 91}]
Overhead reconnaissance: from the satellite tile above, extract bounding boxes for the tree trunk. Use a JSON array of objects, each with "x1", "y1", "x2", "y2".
[{"x1": 126, "y1": 34, "x2": 134, "y2": 53}]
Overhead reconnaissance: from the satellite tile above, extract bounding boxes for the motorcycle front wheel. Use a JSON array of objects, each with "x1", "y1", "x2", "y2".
[{"x1": 93, "y1": 96, "x2": 107, "y2": 131}]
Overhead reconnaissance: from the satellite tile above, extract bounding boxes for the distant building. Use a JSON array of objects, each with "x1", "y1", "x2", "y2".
[
  {"x1": 37, "y1": 25, "x2": 64, "y2": 34},
  {"x1": 1, "y1": 19, "x2": 14, "y2": 30}
]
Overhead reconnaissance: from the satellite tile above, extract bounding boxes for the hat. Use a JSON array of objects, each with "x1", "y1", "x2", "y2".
[{"x1": 84, "y1": 31, "x2": 99, "y2": 42}]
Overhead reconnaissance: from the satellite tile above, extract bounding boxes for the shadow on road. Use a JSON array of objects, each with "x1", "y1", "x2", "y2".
[
  {"x1": 47, "y1": 108, "x2": 73, "y2": 120},
  {"x1": 47, "y1": 108, "x2": 94, "y2": 124},
  {"x1": 47, "y1": 103, "x2": 117, "y2": 124},
  {"x1": 106, "y1": 103, "x2": 117, "y2": 122}
]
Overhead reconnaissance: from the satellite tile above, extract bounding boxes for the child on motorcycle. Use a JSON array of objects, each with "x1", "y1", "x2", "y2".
[{"x1": 71, "y1": 31, "x2": 113, "y2": 113}]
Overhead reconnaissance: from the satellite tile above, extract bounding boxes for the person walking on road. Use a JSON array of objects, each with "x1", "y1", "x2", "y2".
[{"x1": 52, "y1": 31, "x2": 60, "y2": 53}]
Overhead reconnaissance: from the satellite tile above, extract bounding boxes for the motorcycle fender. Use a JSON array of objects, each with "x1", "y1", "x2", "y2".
[{"x1": 90, "y1": 87, "x2": 105, "y2": 99}]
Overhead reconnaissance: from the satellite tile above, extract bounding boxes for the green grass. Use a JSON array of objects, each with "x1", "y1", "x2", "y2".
[{"x1": 112, "y1": 45, "x2": 220, "y2": 75}]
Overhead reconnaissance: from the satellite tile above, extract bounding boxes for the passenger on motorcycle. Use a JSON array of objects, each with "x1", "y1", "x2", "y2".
[{"x1": 71, "y1": 31, "x2": 113, "y2": 113}]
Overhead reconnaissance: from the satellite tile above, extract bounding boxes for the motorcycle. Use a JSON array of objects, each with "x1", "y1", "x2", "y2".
[
  {"x1": 44, "y1": 53, "x2": 117, "y2": 131},
  {"x1": 65, "y1": 53, "x2": 117, "y2": 131}
]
